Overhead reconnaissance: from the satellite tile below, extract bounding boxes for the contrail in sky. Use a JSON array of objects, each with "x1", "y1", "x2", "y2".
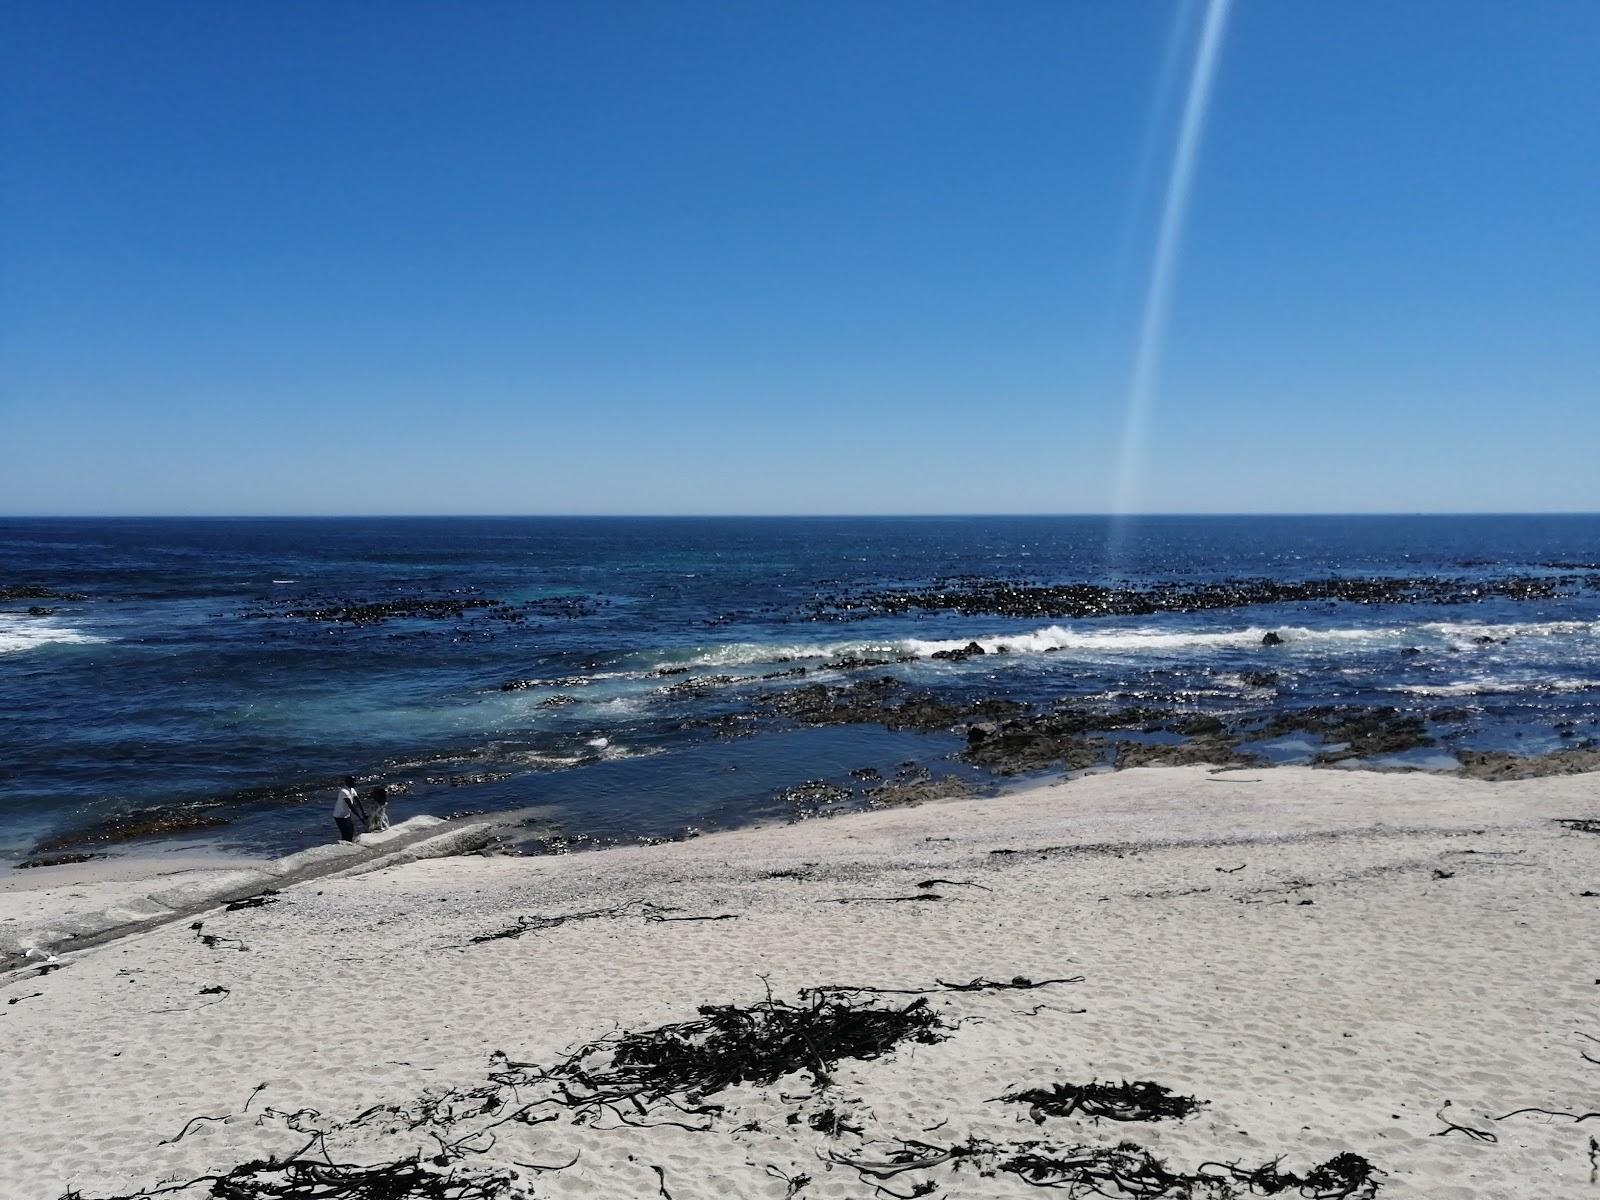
[{"x1": 1110, "y1": 0, "x2": 1233, "y2": 529}]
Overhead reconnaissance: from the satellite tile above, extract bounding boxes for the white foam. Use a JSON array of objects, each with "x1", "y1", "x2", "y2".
[
  {"x1": 904, "y1": 624, "x2": 1394, "y2": 657},
  {"x1": 632, "y1": 615, "x2": 1596, "y2": 681},
  {"x1": 1419, "y1": 619, "x2": 1599, "y2": 644},
  {"x1": 0, "y1": 615, "x2": 106, "y2": 655},
  {"x1": 642, "y1": 622, "x2": 1417, "y2": 676},
  {"x1": 1389, "y1": 678, "x2": 1597, "y2": 698}
]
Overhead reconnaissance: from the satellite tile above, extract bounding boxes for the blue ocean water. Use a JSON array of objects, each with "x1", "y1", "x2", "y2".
[{"x1": 2, "y1": 515, "x2": 1597, "y2": 863}]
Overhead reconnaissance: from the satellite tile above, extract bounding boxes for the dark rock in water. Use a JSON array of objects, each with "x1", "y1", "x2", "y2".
[
  {"x1": 1471, "y1": 635, "x2": 1499, "y2": 645},
  {"x1": 423, "y1": 771, "x2": 513, "y2": 788},
  {"x1": 1260, "y1": 705, "x2": 1433, "y2": 762},
  {"x1": 803, "y1": 573, "x2": 1582, "y2": 622},
  {"x1": 963, "y1": 725, "x2": 1103, "y2": 775},
  {"x1": 1237, "y1": 671, "x2": 1279, "y2": 688},
  {"x1": 778, "y1": 779, "x2": 854, "y2": 820},
  {"x1": 1428, "y1": 707, "x2": 1472, "y2": 723},
  {"x1": 658, "y1": 673, "x2": 738, "y2": 699},
  {"x1": 15, "y1": 851, "x2": 107, "y2": 870},
  {"x1": 520, "y1": 595, "x2": 602, "y2": 619},
  {"x1": 1400, "y1": 646, "x2": 1422, "y2": 657},
  {"x1": 823, "y1": 656, "x2": 892, "y2": 671},
  {"x1": 25, "y1": 606, "x2": 58, "y2": 616},
  {"x1": 961, "y1": 704, "x2": 1196, "y2": 775},
  {"x1": 678, "y1": 713, "x2": 759, "y2": 739},
  {"x1": 865, "y1": 775, "x2": 973, "y2": 809},
  {"x1": 247, "y1": 594, "x2": 512, "y2": 626},
  {"x1": 764, "y1": 677, "x2": 1022, "y2": 733},
  {"x1": 1456, "y1": 744, "x2": 1600, "y2": 780},
  {"x1": 34, "y1": 808, "x2": 234, "y2": 853},
  {"x1": 523, "y1": 831, "x2": 606, "y2": 855},
  {"x1": 500, "y1": 679, "x2": 535, "y2": 692},
  {"x1": 1175, "y1": 714, "x2": 1225, "y2": 737},
  {"x1": 539, "y1": 694, "x2": 578, "y2": 708},
  {"x1": 1260, "y1": 631, "x2": 1285, "y2": 647},
  {"x1": 931, "y1": 641, "x2": 987, "y2": 661},
  {"x1": 1114, "y1": 737, "x2": 1258, "y2": 770},
  {"x1": 652, "y1": 665, "x2": 691, "y2": 677},
  {"x1": 760, "y1": 666, "x2": 807, "y2": 680},
  {"x1": 849, "y1": 766, "x2": 882, "y2": 781},
  {"x1": 1, "y1": 585, "x2": 86, "y2": 602}
]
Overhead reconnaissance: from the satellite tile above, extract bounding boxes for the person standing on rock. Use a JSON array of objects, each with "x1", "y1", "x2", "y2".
[
  {"x1": 364, "y1": 784, "x2": 391, "y2": 833},
  {"x1": 333, "y1": 776, "x2": 365, "y2": 842}
]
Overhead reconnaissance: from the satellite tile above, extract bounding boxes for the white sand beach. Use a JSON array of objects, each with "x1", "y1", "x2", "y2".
[{"x1": 3, "y1": 765, "x2": 1599, "y2": 1199}]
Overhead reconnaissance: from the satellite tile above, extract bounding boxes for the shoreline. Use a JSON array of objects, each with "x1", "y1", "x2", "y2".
[
  {"x1": 11, "y1": 734, "x2": 1599, "y2": 874},
  {"x1": 4, "y1": 765, "x2": 1599, "y2": 1197}
]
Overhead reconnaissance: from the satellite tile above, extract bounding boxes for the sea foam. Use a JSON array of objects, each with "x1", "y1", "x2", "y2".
[{"x1": 0, "y1": 615, "x2": 106, "y2": 655}]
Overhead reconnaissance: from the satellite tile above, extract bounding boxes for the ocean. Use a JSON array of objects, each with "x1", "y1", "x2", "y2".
[{"x1": 2, "y1": 514, "x2": 1597, "y2": 863}]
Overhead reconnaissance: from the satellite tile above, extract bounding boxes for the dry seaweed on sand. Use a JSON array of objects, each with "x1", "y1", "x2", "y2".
[
  {"x1": 799, "y1": 976, "x2": 1084, "y2": 999},
  {"x1": 491, "y1": 987, "x2": 949, "y2": 1118},
  {"x1": 998, "y1": 1080, "x2": 1205, "y2": 1124},
  {"x1": 828, "y1": 1136, "x2": 1382, "y2": 1198},
  {"x1": 225, "y1": 891, "x2": 282, "y2": 912},
  {"x1": 61, "y1": 1151, "x2": 525, "y2": 1199},
  {"x1": 467, "y1": 898, "x2": 733, "y2": 944}
]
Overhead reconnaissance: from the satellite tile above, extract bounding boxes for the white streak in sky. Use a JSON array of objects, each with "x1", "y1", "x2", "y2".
[{"x1": 1110, "y1": 0, "x2": 1232, "y2": 523}]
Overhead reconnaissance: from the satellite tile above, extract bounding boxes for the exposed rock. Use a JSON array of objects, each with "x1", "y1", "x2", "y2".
[
  {"x1": 14, "y1": 852, "x2": 107, "y2": 870},
  {"x1": 423, "y1": 771, "x2": 514, "y2": 788},
  {"x1": 865, "y1": 775, "x2": 973, "y2": 809},
  {"x1": 1259, "y1": 706, "x2": 1433, "y2": 762},
  {"x1": 0, "y1": 585, "x2": 86, "y2": 602},
  {"x1": 1455, "y1": 744, "x2": 1600, "y2": 780},
  {"x1": 1114, "y1": 737, "x2": 1258, "y2": 770},
  {"x1": 764, "y1": 677, "x2": 1023, "y2": 733},
  {"x1": 777, "y1": 780, "x2": 853, "y2": 820},
  {"x1": 34, "y1": 808, "x2": 234, "y2": 853},
  {"x1": 1260, "y1": 631, "x2": 1285, "y2": 647},
  {"x1": 539, "y1": 695, "x2": 578, "y2": 708},
  {"x1": 802, "y1": 573, "x2": 1587, "y2": 622},
  {"x1": 658, "y1": 674, "x2": 738, "y2": 699},
  {"x1": 961, "y1": 719, "x2": 1103, "y2": 775},
  {"x1": 1400, "y1": 646, "x2": 1422, "y2": 657},
  {"x1": 1237, "y1": 671, "x2": 1279, "y2": 688},
  {"x1": 930, "y1": 641, "x2": 986, "y2": 661}
]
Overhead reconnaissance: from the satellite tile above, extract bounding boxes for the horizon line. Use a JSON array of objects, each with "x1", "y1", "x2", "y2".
[{"x1": 2, "y1": 511, "x2": 1598, "y2": 521}]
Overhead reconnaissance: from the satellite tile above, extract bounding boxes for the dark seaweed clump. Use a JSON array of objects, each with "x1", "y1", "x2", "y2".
[
  {"x1": 999, "y1": 1079, "x2": 1205, "y2": 1123},
  {"x1": 510, "y1": 990, "x2": 948, "y2": 1109}
]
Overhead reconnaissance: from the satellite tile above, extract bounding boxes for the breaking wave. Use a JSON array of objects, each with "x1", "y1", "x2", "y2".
[
  {"x1": 0, "y1": 615, "x2": 106, "y2": 655},
  {"x1": 1388, "y1": 678, "x2": 1598, "y2": 698}
]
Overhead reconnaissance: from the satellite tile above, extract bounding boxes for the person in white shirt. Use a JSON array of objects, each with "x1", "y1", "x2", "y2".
[{"x1": 333, "y1": 776, "x2": 364, "y2": 842}]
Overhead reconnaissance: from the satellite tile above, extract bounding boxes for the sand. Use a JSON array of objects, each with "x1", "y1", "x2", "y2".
[{"x1": 2, "y1": 765, "x2": 1598, "y2": 1199}]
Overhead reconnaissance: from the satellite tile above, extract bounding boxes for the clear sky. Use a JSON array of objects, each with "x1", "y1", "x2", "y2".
[{"x1": 3, "y1": 1, "x2": 1596, "y2": 516}]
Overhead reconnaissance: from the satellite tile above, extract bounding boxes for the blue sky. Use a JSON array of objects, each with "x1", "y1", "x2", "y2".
[{"x1": 3, "y1": 1, "x2": 1596, "y2": 515}]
